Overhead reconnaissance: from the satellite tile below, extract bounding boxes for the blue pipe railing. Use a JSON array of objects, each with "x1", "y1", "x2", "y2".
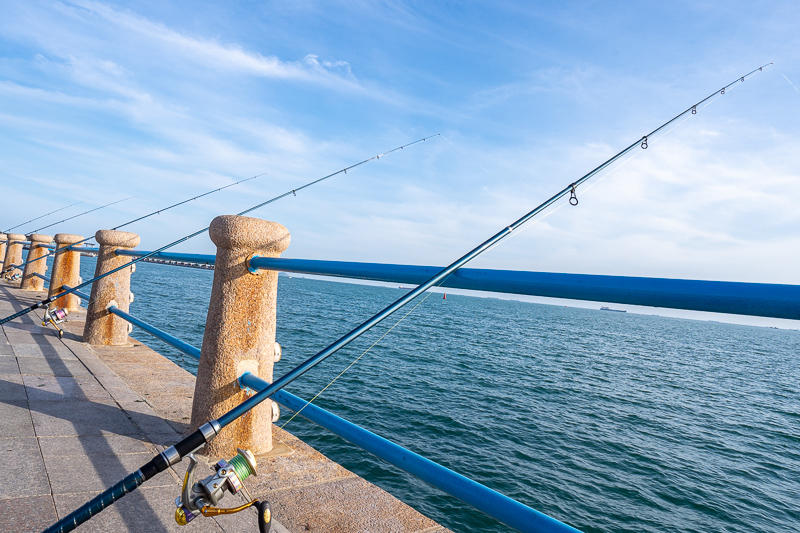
[
  {"x1": 102, "y1": 302, "x2": 579, "y2": 532},
  {"x1": 61, "y1": 285, "x2": 91, "y2": 302},
  {"x1": 250, "y1": 258, "x2": 800, "y2": 320},
  {"x1": 32, "y1": 273, "x2": 50, "y2": 283},
  {"x1": 107, "y1": 306, "x2": 202, "y2": 359},
  {"x1": 239, "y1": 372, "x2": 581, "y2": 533},
  {"x1": 115, "y1": 249, "x2": 215, "y2": 265},
  {"x1": 112, "y1": 250, "x2": 800, "y2": 319},
  {"x1": 37, "y1": 243, "x2": 99, "y2": 251}
]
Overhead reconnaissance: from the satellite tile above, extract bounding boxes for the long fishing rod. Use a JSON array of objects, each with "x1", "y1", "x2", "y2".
[
  {"x1": 14, "y1": 173, "x2": 268, "y2": 272},
  {"x1": 2, "y1": 201, "x2": 84, "y2": 233},
  {"x1": 1, "y1": 134, "x2": 440, "y2": 326},
  {"x1": 0, "y1": 196, "x2": 134, "y2": 275},
  {"x1": 44, "y1": 65, "x2": 772, "y2": 533},
  {"x1": 31, "y1": 196, "x2": 135, "y2": 234}
]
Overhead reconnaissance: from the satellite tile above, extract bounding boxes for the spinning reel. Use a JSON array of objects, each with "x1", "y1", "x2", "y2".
[
  {"x1": 175, "y1": 448, "x2": 272, "y2": 533},
  {"x1": 42, "y1": 305, "x2": 69, "y2": 339}
]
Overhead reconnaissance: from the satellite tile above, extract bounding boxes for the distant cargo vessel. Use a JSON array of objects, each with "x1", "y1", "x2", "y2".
[{"x1": 600, "y1": 306, "x2": 626, "y2": 312}]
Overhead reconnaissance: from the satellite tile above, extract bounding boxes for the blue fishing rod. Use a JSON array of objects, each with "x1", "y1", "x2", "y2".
[
  {"x1": 43, "y1": 65, "x2": 771, "y2": 533},
  {"x1": 30, "y1": 196, "x2": 135, "y2": 234},
  {"x1": 0, "y1": 134, "x2": 439, "y2": 326},
  {"x1": 1, "y1": 196, "x2": 134, "y2": 275},
  {"x1": 2, "y1": 200, "x2": 83, "y2": 233},
  {"x1": 13, "y1": 173, "x2": 268, "y2": 272}
]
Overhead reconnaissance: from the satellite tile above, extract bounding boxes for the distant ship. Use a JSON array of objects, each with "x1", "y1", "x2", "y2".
[{"x1": 600, "y1": 306, "x2": 626, "y2": 312}]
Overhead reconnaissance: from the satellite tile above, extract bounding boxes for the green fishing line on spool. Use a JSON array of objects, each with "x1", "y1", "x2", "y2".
[{"x1": 229, "y1": 451, "x2": 256, "y2": 481}]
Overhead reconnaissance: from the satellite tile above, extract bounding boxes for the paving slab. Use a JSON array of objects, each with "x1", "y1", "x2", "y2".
[
  {"x1": 0, "y1": 356, "x2": 20, "y2": 374},
  {"x1": 23, "y1": 375, "x2": 115, "y2": 403},
  {"x1": 0, "y1": 437, "x2": 51, "y2": 499},
  {"x1": 0, "y1": 399, "x2": 36, "y2": 438},
  {"x1": 13, "y1": 343, "x2": 78, "y2": 359},
  {"x1": 38, "y1": 435, "x2": 153, "y2": 457},
  {"x1": 17, "y1": 357, "x2": 92, "y2": 377},
  {"x1": 0, "y1": 372, "x2": 26, "y2": 401},
  {"x1": 28, "y1": 398, "x2": 140, "y2": 436},
  {"x1": 2, "y1": 495, "x2": 58, "y2": 533}
]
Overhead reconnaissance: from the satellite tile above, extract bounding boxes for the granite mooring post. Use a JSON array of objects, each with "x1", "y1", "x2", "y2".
[
  {"x1": 3, "y1": 233, "x2": 26, "y2": 280},
  {"x1": 0, "y1": 234, "x2": 7, "y2": 271},
  {"x1": 49, "y1": 233, "x2": 85, "y2": 311},
  {"x1": 20, "y1": 233, "x2": 53, "y2": 291},
  {"x1": 190, "y1": 215, "x2": 290, "y2": 457},
  {"x1": 83, "y1": 230, "x2": 140, "y2": 346}
]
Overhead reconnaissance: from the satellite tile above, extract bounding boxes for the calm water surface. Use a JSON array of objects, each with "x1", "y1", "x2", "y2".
[{"x1": 79, "y1": 259, "x2": 799, "y2": 533}]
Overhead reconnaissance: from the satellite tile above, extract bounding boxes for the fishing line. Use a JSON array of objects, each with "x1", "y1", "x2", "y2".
[
  {"x1": 3, "y1": 134, "x2": 440, "y2": 326},
  {"x1": 42, "y1": 63, "x2": 772, "y2": 533},
  {"x1": 782, "y1": 73, "x2": 800, "y2": 94},
  {"x1": 280, "y1": 290, "x2": 437, "y2": 429},
  {"x1": 17, "y1": 173, "x2": 269, "y2": 273},
  {"x1": 2, "y1": 196, "x2": 134, "y2": 274},
  {"x1": 480, "y1": 87, "x2": 731, "y2": 255},
  {"x1": 3, "y1": 201, "x2": 84, "y2": 233},
  {"x1": 31, "y1": 196, "x2": 135, "y2": 234}
]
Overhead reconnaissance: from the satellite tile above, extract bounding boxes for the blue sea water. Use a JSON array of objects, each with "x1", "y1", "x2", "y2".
[{"x1": 82, "y1": 259, "x2": 799, "y2": 533}]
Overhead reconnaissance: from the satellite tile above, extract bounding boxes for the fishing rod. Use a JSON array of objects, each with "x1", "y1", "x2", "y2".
[
  {"x1": 43, "y1": 65, "x2": 772, "y2": 533},
  {"x1": 30, "y1": 196, "x2": 135, "y2": 234},
  {"x1": 1, "y1": 134, "x2": 440, "y2": 326},
  {"x1": 2, "y1": 200, "x2": 83, "y2": 233},
  {"x1": 1, "y1": 196, "x2": 135, "y2": 275},
  {"x1": 13, "y1": 173, "x2": 268, "y2": 272}
]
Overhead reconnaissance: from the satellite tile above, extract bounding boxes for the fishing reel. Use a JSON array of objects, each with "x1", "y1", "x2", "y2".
[
  {"x1": 4, "y1": 270, "x2": 21, "y2": 281},
  {"x1": 42, "y1": 305, "x2": 69, "y2": 339},
  {"x1": 175, "y1": 448, "x2": 272, "y2": 533}
]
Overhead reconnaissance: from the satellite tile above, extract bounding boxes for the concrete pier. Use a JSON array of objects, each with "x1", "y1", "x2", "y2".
[
  {"x1": 49, "y1": 233, "x2": 85, "y2": 311},
  {"x1": 0, "y1": 234, "x2": 7, "y2": 271},
  {"x1": 0, "y1": 279, "x2": 449, "y2": 533},
  {"x1": 3, "y1": 233, "x2": 25, "y2": 279},
  {"x1": 83, "y1": 230, "x2": 140, "y2": 346},
  {"x1": 20, "y1": 233, "x2": 52, "y2": 291},
  {"x1": 191, "y1": 215, "x2": 290, "y2": 457}
]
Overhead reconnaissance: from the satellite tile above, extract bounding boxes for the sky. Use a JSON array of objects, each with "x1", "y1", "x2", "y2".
[{"x1": 1, "y1": 1, "x2": 799, "y2": 289}]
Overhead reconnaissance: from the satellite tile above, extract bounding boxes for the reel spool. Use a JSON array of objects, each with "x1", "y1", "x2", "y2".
[
  {"x1": 175, "y1": 448, "x2": 272, "y2": 533},
  {"x1": 42, "y1": 306, "x2": 69, "y2": 339}
]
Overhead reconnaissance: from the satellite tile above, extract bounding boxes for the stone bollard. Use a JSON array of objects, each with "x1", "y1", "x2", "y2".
[
  {"x1": 3, "y1": 233, "x2": 26, "y2": 280},
  {"x1": 190, "y1": 215, "x2": 290, "y2": 457},
  {"x1": 83, "y1": 230, "x2": 140, "y2": 346},
  {"x1": 21, "y1": 234, "x2": 53, "y2": 291},
  {"x1": 0, "y1": 234, "x2": 7, "y2": 272},
  {"x1": 49, "y1": 234, "x2": 85, "y2": 311}
]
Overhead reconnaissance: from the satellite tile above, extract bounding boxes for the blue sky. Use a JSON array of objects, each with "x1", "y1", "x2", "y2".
[{"x1": 1, "y1": 1, "x2": 799, "y2": 285}]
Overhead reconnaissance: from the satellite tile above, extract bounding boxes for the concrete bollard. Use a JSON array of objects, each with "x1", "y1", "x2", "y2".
[
  {"x1": 49, "y1": 234, "x2": 85, "y2": 311},
  {"x1": 191, "y1": 215, "x2": 290, "y2": 457},
  {"x1": 21, "y1": 233, "x2": 53, "y2": 291},
  {"x1": 3, "y1": 233, "x2": 26, "y2": 280},
  {"x1": 83, "y1": 230, "x2": 140, "y2": 346},
  {"x1": 0, "y1": 234, "x2": 7, "y2": 272}
]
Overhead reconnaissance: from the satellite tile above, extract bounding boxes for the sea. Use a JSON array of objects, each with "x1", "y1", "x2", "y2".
[{"x1": 77, "y1": 258, "x2": 799, "y2": 533}]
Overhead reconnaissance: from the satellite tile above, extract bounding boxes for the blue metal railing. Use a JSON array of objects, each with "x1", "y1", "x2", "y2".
[
  {"x1": 102, "y1": 305, "x2": 579, "y2": 532},
  {"x1": 240, "y1": 372, "x2": 581, "y2": 533},
  {"x1": 106, "y1": 306, "x2": 202, "y2": 359},
  {"x1": 112, "y1": 250, "x2": 800, "y2": 320},
  {"x1": 253, "y1": 258, "x2": 800, "y2": 320},
  {"x1": 61, "y1": 285, "x2": 91, "y2": 302},
  {"x1": 115, "y1": 249, "x2": 215, "y2": 265},
  {"x1": 32, "y1": 273, "x2": 50, "y2": 283}
]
